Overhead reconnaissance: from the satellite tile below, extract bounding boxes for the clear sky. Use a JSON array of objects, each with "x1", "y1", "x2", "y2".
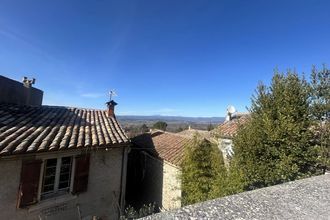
[{"x1": 0, "y1": 0, "x2": 329, "y2": 117}]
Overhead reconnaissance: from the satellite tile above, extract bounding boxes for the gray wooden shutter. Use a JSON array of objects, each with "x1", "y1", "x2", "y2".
[
  {"x1": 17, "y1": 160, "x2": 42, "y2": 208},
  {"x1": 72, "y1": 154, "x2": 90, "y2": 194}
]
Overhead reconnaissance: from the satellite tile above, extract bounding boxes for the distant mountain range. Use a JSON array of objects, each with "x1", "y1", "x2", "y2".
[{"x1": 117, "y1": 115, "x2": 225, "y2": 124}]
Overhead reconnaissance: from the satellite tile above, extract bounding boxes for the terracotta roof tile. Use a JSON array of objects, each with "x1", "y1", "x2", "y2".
[
  {"x1": 132, "y1": 132, "x2": 192, "y2": 167},
  {"x1": 0, "y1": 104, "x2": 129, "y2": 156},
  {"x1": 178, "y1": 129, "x2": 215, "y2": 142},
  {"x1": 216, "y1": 114, "x2": 250, "y2": 138}
]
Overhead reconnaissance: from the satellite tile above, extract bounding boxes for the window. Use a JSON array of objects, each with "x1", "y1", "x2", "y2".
[
  {"x1": 17, "y1": 154, "x2": 90, "y2": 208},
  {"x1": 41, "y1": 157, "x2": 73, "y2": 199}
]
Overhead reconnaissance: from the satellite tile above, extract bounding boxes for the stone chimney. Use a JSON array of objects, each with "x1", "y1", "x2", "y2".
[
  {"x1": 106, "y1": 100, "x2": 117, "y2": 117},
  {"x1": 22, "y1": 77, "x2": 36, "y2": 88},
  {"x1": 0, "y1": 75, "x2": 43, "y2": 106}
]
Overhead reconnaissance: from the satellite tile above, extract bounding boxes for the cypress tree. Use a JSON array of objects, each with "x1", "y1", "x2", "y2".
[
  {"x1": 181, "y1": 134, "x2": 226, "y2": 205},
  {"x1": 310, "y1": 66, "x2": 330, "y2": 171},
  {"x1": 232, "y1": 71, "x2": 319, "y2": 190}
]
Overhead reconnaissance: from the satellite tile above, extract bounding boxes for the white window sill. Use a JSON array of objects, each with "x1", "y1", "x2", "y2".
[{"x1": 28, "y1": 194, "x2": 77, "y2": 213}]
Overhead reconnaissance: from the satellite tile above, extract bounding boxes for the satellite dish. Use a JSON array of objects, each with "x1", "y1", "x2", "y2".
[{"x1": 227, "y1": 105, "x2": 236, "y2": 114}]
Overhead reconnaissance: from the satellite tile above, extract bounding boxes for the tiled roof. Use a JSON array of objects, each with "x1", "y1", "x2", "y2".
[
  {"x1": 216, "y1": 114, "x2": 250, "y2": 138},
  {"x1": 132, "y1": 131, "x2": 192, "y2": 167},
  {"x1": 0, "y1": 104, "x2": 129, "y2": 156},
  {"x1": 178, "y1": 129, "x2": 214, "y2": 142}
]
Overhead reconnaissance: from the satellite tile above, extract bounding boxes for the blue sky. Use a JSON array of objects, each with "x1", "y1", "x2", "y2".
[{"x1": 0, "y1": 0, "x2": 329, "y2": 117}]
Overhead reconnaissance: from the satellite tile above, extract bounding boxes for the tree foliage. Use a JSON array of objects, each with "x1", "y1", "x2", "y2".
[
  {"x1": 207, "y1": 123, "x2": 215, "y2": 131},
  {"x1": 152, "y1": 121, "x2": 168, "y2": 131},
  {"x1": 140, "y1": 124, "x2": 149, "y2": 133},
  {"x1": 310, "y1": 65, "x2": 330, "y2": 121},
  {"x1": 310, "y1": 66, "x2": 330, "y2": 170},
  {"x1": 181, "y1": 134, "x2": 227, "y2": 205},
  {"x1": 125, "y1": 124, "x2": 150, "y2": 138},
  {"x1": 231, "y1": 71, "x2": 320, "y2": 191},
  {"x1": 175, "y1": 126, "x2": 188, "y2": 133},
  {"x1": 180, "y1": 66, "x2": 329, "y2": 204}
]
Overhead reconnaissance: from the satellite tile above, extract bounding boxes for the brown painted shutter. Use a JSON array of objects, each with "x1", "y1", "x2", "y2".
[
  {"x1": 72, "y1": 154, "x2": 90, "y2": 194},
  {"x1": 17, "y1": 160, "x2": 42, "y2": 208}
]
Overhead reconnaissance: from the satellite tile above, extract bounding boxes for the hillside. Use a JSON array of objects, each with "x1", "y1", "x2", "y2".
[{"x1": 117, "y1": 115, "x2": 225, "y2": 136}]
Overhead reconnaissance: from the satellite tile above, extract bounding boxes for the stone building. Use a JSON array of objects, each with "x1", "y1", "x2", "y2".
[
  {"x1": 127, "y1": 131, "x2": 193, "y2": 212},
  {"x1": 0, "y1": 75, "x2": 130, "y2": 220}
]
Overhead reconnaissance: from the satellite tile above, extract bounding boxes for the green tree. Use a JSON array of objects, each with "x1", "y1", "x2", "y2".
[
  {"x1": 140, "y1": 124, "x2": 149, "y2": 133},
  {"x1": 310, "y1": 65, "x2": 330, "y2": 121},
  {"x1": 181, "y1": 134, "x2": 227, "y2": 205},
  {"x1": 152, "y1": 121, "x2": 168, "y2": 131},
  {"x1": 207, "y1": 123, "x2": 215, "y2": 131},
  {"x1": 310, "y1": 66, "x2": 330, "y2": 171},
  {"x1": 175, "y1": 126, "x2": 185, "y2": 132},
  {"x1": 231, "y1": 71, "x2": 319, "y2": 191}
]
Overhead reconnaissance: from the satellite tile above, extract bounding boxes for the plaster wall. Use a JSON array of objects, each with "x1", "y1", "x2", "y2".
[{"x1": 0, "y1": 147, "x2": 126, "y2": 220}]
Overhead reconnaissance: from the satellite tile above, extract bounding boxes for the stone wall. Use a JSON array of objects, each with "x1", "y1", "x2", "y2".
[
  {"x1": 140, "y1": 154, "x2": 181, "y2": 211},
  {"x1": 161, "y1": 162, "x2": 181, "y2": 211},
  {"x1": 139, "y1": 153, "x2": 164, "y2": 208},
  {"x1": 0, "y1": 148, "x2": 126, "y2": 220},
  {"x1": 218, "y1": 138, "x2": 233, "y2": 166}
]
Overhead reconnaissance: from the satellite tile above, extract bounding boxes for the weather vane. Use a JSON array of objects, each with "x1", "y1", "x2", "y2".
[{"x1": 109, "y1": 90, "x2": 117, "y2": 102}]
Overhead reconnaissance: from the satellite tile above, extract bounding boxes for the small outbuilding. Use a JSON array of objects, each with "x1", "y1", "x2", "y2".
[{"x1": 127, "y1": 131, "x2": 193, "y2": 212}]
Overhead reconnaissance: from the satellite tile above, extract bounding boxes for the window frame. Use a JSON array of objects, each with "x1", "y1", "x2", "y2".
[{"x1": 37, "y1": 155, "x2": 76, "y2": 201}]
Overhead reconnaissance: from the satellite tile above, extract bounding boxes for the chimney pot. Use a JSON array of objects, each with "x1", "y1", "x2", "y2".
[
  {"x1": 22, "y1": 76, "x2": 35, "y2": 88},
  {"x1": 106, "y1": 100, "x2": 117, "y2": 117}
]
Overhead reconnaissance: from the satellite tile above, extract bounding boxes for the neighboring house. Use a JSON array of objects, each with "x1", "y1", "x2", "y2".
[
  {"x1": 0, "y1": 76, "x2": 130, "y2": 220},
  {"x1": 126, "y1": 131, "x2": 193, "y2": 212},
  {"x1": 213, "y1": 111, "x2": 249, "y2": 164}
]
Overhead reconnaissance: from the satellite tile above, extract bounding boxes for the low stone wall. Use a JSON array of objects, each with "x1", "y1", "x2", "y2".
[{"x1": 143, "y1": 174, "x2": 330, "y2": 220}]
